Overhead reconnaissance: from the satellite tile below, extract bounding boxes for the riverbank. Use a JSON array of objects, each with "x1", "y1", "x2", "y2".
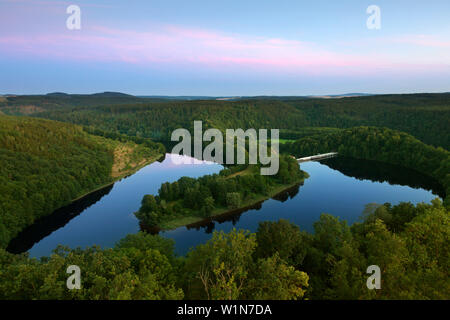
[
  {"x1": 156, "y1": 171, "x2": 309, "y2": 231},
  {"x1": 11, "y1": 155, "x2": 439, "y2": 258},
  {"x1": 6, "y1": 152, "x2": 164, "y2": 252},
  {"x1": 71, "y1": 153, "x2": 164, "y2": 202}
]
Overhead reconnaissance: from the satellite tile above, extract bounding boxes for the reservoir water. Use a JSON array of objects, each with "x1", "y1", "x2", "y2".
[{"x1": 8, "y1": 154, "x2": 443, "y2": 258}]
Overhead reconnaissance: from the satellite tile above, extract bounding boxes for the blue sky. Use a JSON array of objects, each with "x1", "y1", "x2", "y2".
[{"x1": 0, "y1": 0, "x2": 449, "y2": 95}]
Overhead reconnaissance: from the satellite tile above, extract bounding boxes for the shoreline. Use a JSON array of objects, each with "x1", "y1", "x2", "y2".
[
  {"x1": 151, "y1": 173, "x2": 309, "y2": 232},
  {"x1": 186, "y1": 182, "x2": 305, "y2": 229},
  {"x1": 6, "y1": 153, "x2": 165, "y2": 254},
  {"x1": 70, "y1": 153, "x2": 164, "y2": 203}
]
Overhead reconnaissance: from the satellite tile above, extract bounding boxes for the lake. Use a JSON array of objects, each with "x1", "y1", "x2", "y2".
[{"x1": 7, "y1": 154, "x2": 443, "y2": 258}]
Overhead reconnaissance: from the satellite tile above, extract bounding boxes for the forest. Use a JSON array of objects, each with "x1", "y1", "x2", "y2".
[
  {"x1": 0, "y1": 199, "x2": 447, "y2": 299},
  {"x1": 0, "y1": 115, "x2": 164, "y2": 249},
  {"x1": 281, "y1": 126, "x2": 450, "y2": 207},
  {"x1": 0, "y1": 92, "x2": 161, "y2": 114},
  {"x1": 0, "y1": 93, "x2": 448, "y2": 300},
  {"x1": 283, "y1": 93, "x2": 450, "y2": 149},
  {"x1": 1, "y1": 93, "x2": 447, "y2": 149},
  {"x1": 135, "y1": 155, "x2": 307, "y2": 229}
]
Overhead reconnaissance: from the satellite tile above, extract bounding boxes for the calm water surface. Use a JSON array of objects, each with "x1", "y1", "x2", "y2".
[{"x1": 8, "y1": 154, "x2": 442, "y2": 258}]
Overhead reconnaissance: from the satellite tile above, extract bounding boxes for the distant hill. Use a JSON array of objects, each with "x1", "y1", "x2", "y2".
[
  {"x1": 46, "y1": 91, "x2": 134, "y2": 98},
  {"x1": 138, "y1": 95, "x2": 217, "y2": 100},
  {"x1": 0, "y1": 92, "x2": 160, "y2": 115},
  {"x1": 46, "y1": 92, "x2": 70, "y2": 97},
  {"x1": 138, "y1": 94, "x2": 374, "y2": 101},
  {"x1": 32, "y1": 92, "x2": 450, "y2": 149},
  {"x1": 90, "y1": 91, "x2": 135, "y2": 98}
]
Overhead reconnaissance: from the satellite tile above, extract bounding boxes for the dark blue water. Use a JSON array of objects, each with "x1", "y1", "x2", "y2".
[
  {"x1": 11, "y1": 154, "x2": 222, "y2": 258},
  {"x1": 9, "y1": 154, "x2": 442, "y2": 258},
  {"x1": 162, "y1": 156, "x2": 443, "y2": 255}
]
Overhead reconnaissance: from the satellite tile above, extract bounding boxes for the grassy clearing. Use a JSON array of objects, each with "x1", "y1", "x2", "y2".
[
  {"x1": 225, "y1": 166, "x2": 254, "y2": 179},
  {"x1": 86, "y1": 133, "x2": 162, "y2": 179},
  {"x1": 71, "y1": 131, "x2": 163, "y2": 201},
  {"x1": 262, "y1": 138, "x2": 296, "y2": 145}
]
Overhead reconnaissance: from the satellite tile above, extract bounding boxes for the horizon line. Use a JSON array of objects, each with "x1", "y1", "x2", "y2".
[{"x1": 2, "y1": 91, "x2": 450, "y2": 98}]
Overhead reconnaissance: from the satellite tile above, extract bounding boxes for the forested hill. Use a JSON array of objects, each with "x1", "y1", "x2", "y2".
[
  {"x1": 0, "y1": 115, "x2": 164, "y2": 248},
  {"x1": 0, "y1": 92, "x2": 167, "y2": 115},
  {"x1": 285, "y1": 93, "x2": 450, "y2": 149},
  {"x1": 281, "y1": 126, "x2": 450, "y2": 207},
  {"x1": 25, "y1": 93, "x2": 450, "y2": 149}
]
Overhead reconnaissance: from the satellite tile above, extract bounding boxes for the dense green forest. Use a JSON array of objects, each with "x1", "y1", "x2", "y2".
[
  {"x1": 0, "y1": 92, "x2": 165, "y2": 115},
  {"x1": 0, "y1": 200, "x2": 447, "y2": 299},
  {"x1": 135, "y1": 155, "x2": 307, "y2": 229},
  {"x1": 17, "y1": 93, "x2": 449, "y2": 149},
  {"x1": 284, "y1": 93, "x2": 450, "y2": 149},
  {"x1": 33, "y1": 100, "x2": 307, "y2": 142},
  {"x1": 0, "y1": 115, "x2": 164, "y2": 248},
  {"x1": 281, "y1": 126, "x2": 450, "y2": 207},
  {"x1": 0, "y1": 93, "x2": 448, "y2": 300}
]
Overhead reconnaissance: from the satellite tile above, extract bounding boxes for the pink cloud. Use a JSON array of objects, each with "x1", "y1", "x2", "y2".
[
  {"x1": 390, "y1": 34, "x2": 450, "y2": 48},
  {"x1": 0, "y1": 24, "x2": 448, "y2": 76}
]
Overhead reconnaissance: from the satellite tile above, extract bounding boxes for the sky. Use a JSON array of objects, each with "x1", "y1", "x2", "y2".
[{"x1": 0, "y1": 0, "x2": 449, "y2": 96}]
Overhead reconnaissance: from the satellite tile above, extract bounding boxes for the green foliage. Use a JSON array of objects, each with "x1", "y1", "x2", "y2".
[
  {"x1": 0, "y1": 243, "x2": 183, "y2": 300},
  {"x1": 226, "y1": 192, "x2": 241, "y2": 209},
  {"x1": 0, "y1": 115, "x2": 162, "y2": 249},
  {"x1": 135, "y1": 155, "x2": 306, "y2": 228},
  {"x1": 203, "y1": 196, "x2": 215, "y2": 217},
  {"x1": 254, "y1": 219, "x2": 307, "y2": 267},
  {"x1": 300, "y1": 200, "x2": 450, "y2": 299},
  {"x1": 115, "y1": 232, "x2": 176, "y2": 263},
  {"x1": 285, "y1": 93, "x2": 450, "y2": 149},
  {"x1": 243, "y1": 254, "x2": 309, "y2": 300},
  {"x1": 182, "y1": 229, "x2": 308, "y2": 300},
  {"x1": 33, "y1": 100, "x2": 307, "y2": 143},
  {"x1": 0, "y1": 92, "x2": 152, "y2": 116},
  {"x1": 0, "y1": 201, "x2": 447, "y2": 300},
  {"x1": 182, "y1": 229, "x2": 257, "y2": 300},
  {"x1": 1, "y1": 93, "x2": 448, "y2": 300},
  {"x1": 282, "y1": 126, "x2": 450, "y2": 206},
  {"x1": 0, "y1": 116, "x2": 112, "y2": 248},
  {"x1": 30, "y1": 93, "x2": 450, "y2": 149},
  {"x1": 82, "y1": 126, "x2": 165, "y2": 155}
]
